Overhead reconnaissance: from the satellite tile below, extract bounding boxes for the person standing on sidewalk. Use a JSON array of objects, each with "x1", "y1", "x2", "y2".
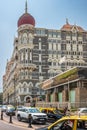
[{"x1": 63, "y1": 106, "x2": 68, "y2": 115}]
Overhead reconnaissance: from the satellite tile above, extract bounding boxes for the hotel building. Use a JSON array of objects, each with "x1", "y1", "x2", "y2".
[{"x1": 3, "y1": 2, "x2": 87, "y2": 105}]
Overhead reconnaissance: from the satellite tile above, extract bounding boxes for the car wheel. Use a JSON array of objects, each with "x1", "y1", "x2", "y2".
[{"x1": 17, "y1": 115, "x2": 21, "y2": 121}]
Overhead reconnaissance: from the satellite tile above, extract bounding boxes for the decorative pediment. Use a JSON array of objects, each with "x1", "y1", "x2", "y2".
[
  {"x1": 48, "y1": 58, "x2": 52, "y2": 62},
  {"x1": 71, "y1": 24, "x2": 85, "y2": 32},
  {"x1": 53, "y1": 58, "x2": 57, "y2": 62},
  {"x1": 71, "y1": 25, "x2": 79, "y2": 32},
  {"x1": 61, "y1": 19, "x2": 85, "y2": 32},
  {"x1": 48, "y1": 69, "x2": 54, "y2": 73}
]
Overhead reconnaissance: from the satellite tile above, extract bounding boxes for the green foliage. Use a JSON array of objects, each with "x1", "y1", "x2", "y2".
[{"x1": 55, "y1": 67, "x2": 78, "y2": 81}]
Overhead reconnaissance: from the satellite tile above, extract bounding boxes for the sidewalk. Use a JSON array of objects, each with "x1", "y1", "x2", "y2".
[
  {"x1": 0, "y1": 114, "x2": 46, "y2": 130},
  {"x1": 2, "y1": 114, "x2": 39, "y2": 130}
]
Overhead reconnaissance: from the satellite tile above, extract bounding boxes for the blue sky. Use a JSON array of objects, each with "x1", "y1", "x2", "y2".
[{"x1": 0, "y1": 0, "x2": 87, "y2": 92}]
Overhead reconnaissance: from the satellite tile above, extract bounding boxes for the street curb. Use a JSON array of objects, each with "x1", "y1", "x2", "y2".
[{"x1": 1, "y1": 116, "x2": 35, "y2": 130}]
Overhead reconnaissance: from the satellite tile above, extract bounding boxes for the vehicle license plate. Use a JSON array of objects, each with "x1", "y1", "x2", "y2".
[{"x1": 40, "y1": 119, "x2": 44, "y2": 120}]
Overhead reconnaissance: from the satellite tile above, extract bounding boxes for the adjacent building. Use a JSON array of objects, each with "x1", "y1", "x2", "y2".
[
  {"x1": 41, "y1": 67, "x2": 87, "y2": 108},
  {"x1": 3, "y1": 2, "x2": 87, "y2": 105}
]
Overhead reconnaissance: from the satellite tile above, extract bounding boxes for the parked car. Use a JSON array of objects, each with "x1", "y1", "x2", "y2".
[
  {"x1": 0, "y1": 105, "x2": 2, "y2": 109},
  {"x1": 1, "y1": 105, "x2": 7, "y2": 112},
  {"x1": 0, "y1": 105, "x2": 2, "y2": 108},
  {"x1": 77, "y1": 108, "x2": 87, "y2": 115},
  {"x1": 5, "y1": 105, "x2": 15, "y2": 116},
  {"x1": 0, "y1": 105, "x2": 2, "y2": 112},
  {"x1": 39, "y1": 107, "x2": 64, "y2": 122},
  {"x1": 16, "y1": 105, "x2": 24, "y2": 111},
  {"x1": 36, "y1": 115, "x2": 87, "y2": 130},
  {"x1": 17, "y1": 107, "x2": 48, "y2": 124}
]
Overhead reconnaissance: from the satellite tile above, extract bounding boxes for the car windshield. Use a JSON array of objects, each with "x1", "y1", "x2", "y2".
[
  {"x1": 51, "y1": 120, "x2": 65, "y2": 130},
  {"x1": 54, "y1": 110, "x2": 62, "y2": 114},
  {"x1": 2, "y1": 105, "x2": 7, "y2": 108},
  {"x1": 8, "y1": 107, "x2": 15, "y2": 111},
  {"x1": 28, "y1": 108, "x2": 41, "y2": 113},
  {"x1": 0, "y1": 105, "x2": 2, "y2": 108}
]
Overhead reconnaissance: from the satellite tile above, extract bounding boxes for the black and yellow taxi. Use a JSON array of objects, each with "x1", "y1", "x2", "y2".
[
  {"x1": 39, "y1": 107, "x2": 64, "y2": 122},
  {"x1": 36, "y1": 115, "x2": 87, "y2": 130}
]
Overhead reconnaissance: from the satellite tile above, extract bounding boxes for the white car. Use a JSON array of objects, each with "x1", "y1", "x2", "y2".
[
  {"x1": 17, "y1": 107, "x2": 48, "y2": 124},
  {"x1": 77, "y1": 108, "x2": 87, "y2": 115}
]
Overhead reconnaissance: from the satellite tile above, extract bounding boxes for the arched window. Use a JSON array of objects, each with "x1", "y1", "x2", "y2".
[
  {"x1": 19, "y1": 35, "x2": 21, "y2": 44},
  {"x1": 23, "y1": 33, "x2": 27, "y2": 44},
  {"x1": 29, "y1": 33, "x2": 33, "y2": 43}
]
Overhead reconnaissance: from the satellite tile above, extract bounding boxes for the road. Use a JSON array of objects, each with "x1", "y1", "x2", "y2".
[
  {"x1": 0, "y1": 120, "x2": 31, "y2": 130},
  {"x1": 0, "y1": 112, "x2": 51, "y2": 129}
]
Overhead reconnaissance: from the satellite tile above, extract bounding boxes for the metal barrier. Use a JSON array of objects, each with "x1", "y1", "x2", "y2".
[
  {"x1": 28, "y1": 114, "x2": 32, "y2": 128},
  {"x1": 9, "y1": 113, "x2": 13, "y2": 123},
  {"x1": 1, "y1": 110, "x2": 3, "y2": 120}
]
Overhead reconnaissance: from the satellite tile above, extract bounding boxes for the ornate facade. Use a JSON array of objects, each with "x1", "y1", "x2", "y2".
[{"x1": 3, "y1": 2, "x2": 87, "y2": 105}]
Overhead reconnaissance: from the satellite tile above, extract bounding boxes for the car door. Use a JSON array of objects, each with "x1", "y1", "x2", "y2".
[
  {"x1": 77, "y1": 119, "x2": 87, "y2": 130},
  {"x1": 49, "y1": 119, "x2": 75, "y2": 130},
  {"x1": 47, "y1": 110, "x2": 57, "y2": 122},
  {"x1": 20, "y1": 108, "x2": 27, "y2": 119}
]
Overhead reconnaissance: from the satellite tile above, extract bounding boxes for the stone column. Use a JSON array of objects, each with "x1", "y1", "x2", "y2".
[
  {"x1": 63, "y1": 85, "x2": 68, "y2": 102},
  {"x1": 53, "y1": 88, "x2": 58, "y2": 102},
  {"x1": 45, "y1": 91, "x2": 50, "y2": 102}
]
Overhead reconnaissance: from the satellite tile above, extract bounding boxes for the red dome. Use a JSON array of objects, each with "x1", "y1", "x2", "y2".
[
  {"x1": 61, "y1": 23, "x2": 72, "y2": 31},
  {"x1": 18, "y1": 13, "x2": 35, "y2": 27}
]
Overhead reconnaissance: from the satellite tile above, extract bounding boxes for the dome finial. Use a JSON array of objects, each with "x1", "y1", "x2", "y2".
[
  {"x1": 25, "y1": 0, "x2": 28, "y2": 13},
  {"x1": 66, "y1": 18, "x2": 69, "y2": 24}
]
